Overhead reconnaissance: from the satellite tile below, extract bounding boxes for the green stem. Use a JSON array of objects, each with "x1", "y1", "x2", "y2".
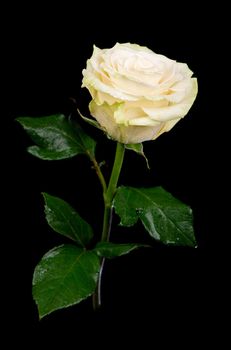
[
  {"x1": 93, "y1": 142, "x2": 125, "y2": 310},
  {"x1": 102, "y1": 142, "x2": 125, "y2": 241}
]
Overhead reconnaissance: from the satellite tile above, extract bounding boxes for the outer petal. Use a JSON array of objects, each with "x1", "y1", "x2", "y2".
[
  {"x1": 160, "y1": 117, "x2": 182, "y2": 133},
  {"x1": 112, "y1": 100, "x2": 167, "y2": 125},
  {"x1": 142, "y1": 78, "x2": 198, "y2": 121},
  {"x1": 89, "y1": 101, "x2": 166, "y2": 144},
  {"x1": 89, "y1": 100, "x2": 121, "y2": 141}
]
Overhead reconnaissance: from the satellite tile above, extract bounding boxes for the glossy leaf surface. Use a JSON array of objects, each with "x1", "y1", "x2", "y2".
[
  {"x1": 114, "y1": 186, "x2": 196, "y2": 247},
  {"x1": 43, "y1": 193, "x2": 93, "y2": 247},
  {"x1": 33, "y1": 244, "x2": 100, "y2": 318},
  {"x1": 16, "y1": 114, "x2": 96, "y2": 160},
  {"x1": 94, "y1": 242, "x2": 144, "y2": 258}
]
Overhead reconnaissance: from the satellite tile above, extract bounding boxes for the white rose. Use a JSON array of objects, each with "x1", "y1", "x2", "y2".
[{"x1": 82, "y1": 43, "x2": 198, "y2": 144}]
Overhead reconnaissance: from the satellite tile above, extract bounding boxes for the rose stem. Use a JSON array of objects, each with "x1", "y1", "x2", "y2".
[{"x1": 92, "y1": 142, "x2": 125, "y2": 310}]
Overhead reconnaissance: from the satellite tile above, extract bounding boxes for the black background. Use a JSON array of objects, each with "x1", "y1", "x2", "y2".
[{"x1": 4, "y1": 3, "x2": 228, "y2": 347}]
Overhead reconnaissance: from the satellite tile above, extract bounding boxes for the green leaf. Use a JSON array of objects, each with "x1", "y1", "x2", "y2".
[
  {"x1": 94, "y1": 242, "x2": 145, "y2": 258},
  {"x1": 125, "y1": 143, "x2": 150, "y2": 169},
  {"x1": 43, "y1": 193, "x2": 93, "y2": 247},
  {"x1": 16, "y1": 114, "x2": 96, "y2": 160},
  {"x1": 114, "y1": 186, "x2": 196, "y2": 247},
  {"x1": 33, "y1": 244, "x2": 100, "y2": 319}
]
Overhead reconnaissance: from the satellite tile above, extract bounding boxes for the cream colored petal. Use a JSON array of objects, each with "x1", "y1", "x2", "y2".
[
  {"x1": 112, "y1": 101, "x2": 164, "y2": 125},
  {"x1": 109, "y1": 73, "x2": 157, "y2": 97},
  {"x1": 89, "y1": 100, "x2": 166, "y2": 144},
  {"x1": 125, "y1": 99, "x2": 168, "y2": 109},
  {"x1": 82, "y1": 73, "x2": 138, "y2": 101},
  {"x1": 143, "y1": 78, "x2": 198, "y2": 121},
  {"x1": 89, "y1": 100, "x2": 120, "y2": 141},
  {"x1": 128, "y1": 117, "x2": 161, "y2": 126},
  {"x1": 95, "y1": 91, "x2": 120, "y2": 105},
  {"x1": 120, "y1": 124, "x2": 164, "y2": 144},
  {"x1": 176, "y1": 62, "x2": 193, "y2": 78},
  {"x1": 113, "y1": 42, "x2": 155, "y2": 55},
  {"x1": 142, "y1": 103, "x2": 187, "y2": 121},
  {"x1": 114, "y1": 104, "x2": 147, "y2": 125},
  {"x1": 162, "y1": 78, "x2": 194, "y2": 103},
  {"x1": 160, "y1": 117, "x2": 182, "y2": 132}
]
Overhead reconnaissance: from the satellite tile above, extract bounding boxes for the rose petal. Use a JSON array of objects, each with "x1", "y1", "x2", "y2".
[{"x1": 143, "y1": 79, "x2": 198, "y2": 121}]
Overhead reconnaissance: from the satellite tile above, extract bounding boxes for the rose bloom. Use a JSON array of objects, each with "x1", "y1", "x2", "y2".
[{"x1": 82, "y1": 43, "x2": 198, "y2": 144}]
